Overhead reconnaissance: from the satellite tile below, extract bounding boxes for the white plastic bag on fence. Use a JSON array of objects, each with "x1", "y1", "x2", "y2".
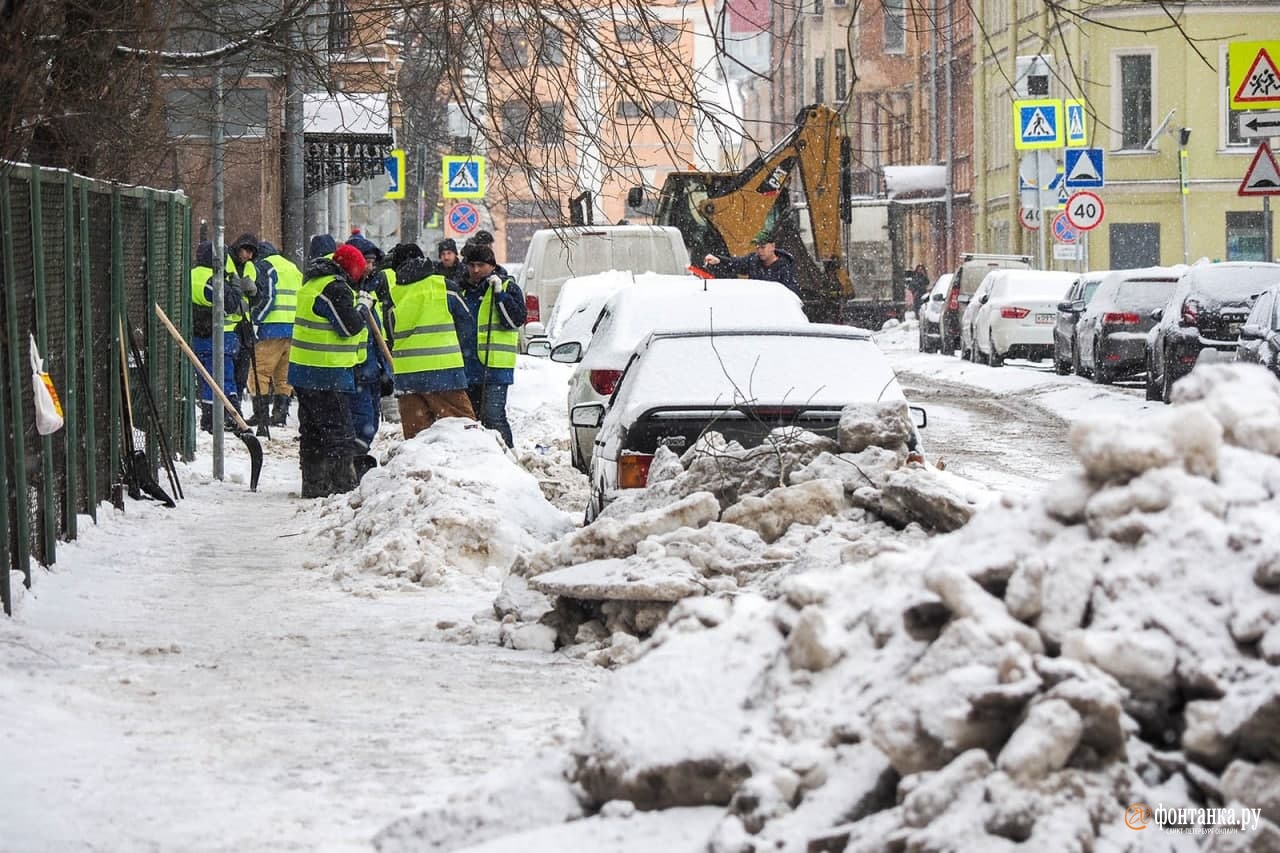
[{"x1": 30, "y1": 333, "x2": 64, "y2": 435}]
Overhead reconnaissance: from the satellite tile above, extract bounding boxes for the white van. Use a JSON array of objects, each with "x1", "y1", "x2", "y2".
[{"x1": 516, "y1": 225, "x2": 690, "y2": 343}]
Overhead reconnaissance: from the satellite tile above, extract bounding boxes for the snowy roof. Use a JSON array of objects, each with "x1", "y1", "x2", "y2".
[
  {"x1": 303, "y1": 92, "x2": 390, "y2": 135},
  {"x1": 883, "y1": 165, "x2": 947, "y2": 200}
]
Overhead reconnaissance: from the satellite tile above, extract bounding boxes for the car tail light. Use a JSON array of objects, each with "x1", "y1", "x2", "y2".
[
  {"x1": 1179, "y1": 353, "x2": 1198, "y2": 364},
  {"x1": 1180, "y1": 299, "x2": 1200, "y2": 327},
  {"x1": 947, "y1": 287, "x2": 959, "y2": 312},
  {"x1": 1102, "y1": 312, "x2": 1139, "y2": 325},
  {"x1": 617, "y1": 453, "x2": 653, "y2": 489},
  {"x1": 525, "y1": 294, "x2": 540, "y2": 323},
  {"x1": 589, "y1": 369, "x2": 623, "y2": 396},
  {"x1": 1000, "y1": 306, "x2": 1030, "y2": 319}
]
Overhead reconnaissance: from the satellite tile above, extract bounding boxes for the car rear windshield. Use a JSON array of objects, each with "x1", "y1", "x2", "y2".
[
  {"x1": 992, "y1": 275, "x2": 1075, "y2": 300},
  {"x1": 617, "y1": 334, "x2": 900, "y2": 418},
  {"x1": 1189, "y1": 266, "x2": 1280, "y2": 300},
  {"x1": 1115, "y1": 280, "x2": 1176, "y2": 309}
]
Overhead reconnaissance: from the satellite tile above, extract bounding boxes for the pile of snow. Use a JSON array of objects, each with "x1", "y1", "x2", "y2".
[
  {"x1": 483, "y1": 402, "x2": 990, "y2": 662},
  {"x1": 389, "y1": 363, "x2": 1280, "y2": 849},
  {"x1": 306, "y1": 419, "x2": 574, "y2": 593}
]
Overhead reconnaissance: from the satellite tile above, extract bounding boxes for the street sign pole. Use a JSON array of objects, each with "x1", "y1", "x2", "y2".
[
  {"x1": 1180, "y1": 150, "x2": 1190, "y2": 264},
  {"x1": 1037, "y1": 156, "x2": 1047, "y2": 269},
  {"x1": 1267, "y1": 196, "x2": 1274, "y2": 262}
]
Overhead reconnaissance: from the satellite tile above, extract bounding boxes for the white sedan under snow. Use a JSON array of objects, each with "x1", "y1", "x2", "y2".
[
  {"x1": 969, "y1": 270, "x2": 1078, "y2": 366},
  {"x1": 572, "y1": 325, "x2": 921, "y2": 522}
]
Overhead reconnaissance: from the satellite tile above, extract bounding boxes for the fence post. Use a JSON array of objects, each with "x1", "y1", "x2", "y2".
[
  {"x1": 109, "y1": 187, "x2": 124, "y2": 492},
  {"x1": 29, "y1": 168, "x2": 57, "y2": 563},
  {"x1": 77, "y1": 180, "x2": 98, "y2": 521},
  {"x1": 62, "y1": 172, "x2": 79, "y2": 539},
  {"x1": 0, "y1": 175, "x2": 32, "y2": 591}
]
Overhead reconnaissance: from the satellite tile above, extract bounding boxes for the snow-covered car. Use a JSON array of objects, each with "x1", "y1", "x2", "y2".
[
  {"x1": 1073, "y1": 267, "x2": 1183, "y2": 384},
  {"x1": 551, "y1": 278, "x2": 809, "y2": 472},
  {"x1": 1052, "y1": 271, "x2": 1108, "y2": 375},
  {"x1": 958, "y1": 272, "x2": 998, "y2": 361},
  {"x1": 917, "y1": 273, "x2": 953, "y2": 353},
  {"x1": 1235, "y1": 282, "x2": 1280, "y2": 381},
  {"x1": 969, "y1": 270, "x2": 1077, "y2": 366},
  {"x1": 572, "y1": 325, "x2": 921, "y2": 522},
  {"x1": 1146, "y1": 261, "x2": 1280, "y2": 402}
]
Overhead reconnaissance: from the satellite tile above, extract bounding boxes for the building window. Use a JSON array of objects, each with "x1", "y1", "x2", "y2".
[
  {"x1": 500, "y1": 100, "x2": 530, "y2": 144},
  {"x1": 1227, "y1": 211, "x2": 1269, "y2": 261},
  {"x1": 654, "y1": 100, "x2": 681, "y2": 119},
  {"x1": 1110, "y1": 223, "x2": 1160, "y2": 269},
  {"x1": 813, "y1": 0, "x2": 823, "y2": 14},
  {"x1": 1118, "y1": 53, "x2": 1153, "y2": 149},
  {"x1": 615, "y1": 101, "x2": 643, "y2": 119},
  {"x1": 616, "y1": 22, "x2": 679, "y2": 44},
  {"x1": 884, "y1": 0, "x2": 906, "y2": 54},
  {"x1": 815, "y1": 57, "x2": 825, "y2": 104},
  {"x1": 538, "y1": 29, "x2": 565, "y2": 66},
  {"x1": 498, "y1": 31, "x2": 530, "y2": 67},
  {"x1": 833, "y1": 0, "x2": 847, "y2": 7},
  {"x1": 538, "y1": 103, "x2": 564, "y2": 144},
  {"x1": 835, "y1": 49, "x2": 848, "y2": 102}
]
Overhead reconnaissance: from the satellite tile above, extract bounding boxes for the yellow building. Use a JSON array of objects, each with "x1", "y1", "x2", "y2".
[{"x1": 974, "y1": 1, "x2": 1279, "y2": 270}]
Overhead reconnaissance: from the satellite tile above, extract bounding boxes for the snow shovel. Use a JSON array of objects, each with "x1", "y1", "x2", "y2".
[
  {"x1": 118, "y1": 317, "x2": 175, "y2": 507},
  {"x1": 154, "y1": 303, "x2": 263, "y2": 491},
  {"x1": 123, "y1": 311, "x2": 183, "y2": 501}
]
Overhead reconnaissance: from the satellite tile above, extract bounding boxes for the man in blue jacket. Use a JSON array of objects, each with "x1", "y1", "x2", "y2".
[
  {"x1": 702, "y1": 229, "x2": 799, "y2": 296},
  {"x1": 454, "y1": 243, "x2": 526, "y2": 447},
  {"x1": 191, "y1": 240, "x2": 256, "y2": 432}
]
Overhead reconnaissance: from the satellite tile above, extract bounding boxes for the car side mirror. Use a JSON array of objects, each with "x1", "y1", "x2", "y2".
[
  {"x1": 626, "y1": 186, "x2": 645, "y2": 209},
  {"x1": 526, "y1": 339, "x2": 551, "y2": 358},
  {"x1": 909, "y1": 405, "x2": 928, "y2": 429},
  {"x1": 570, "y1": 402, "x2": 605, "y2": 428},
  {"x1": 550, "y1": 341, "x2": 583, "y2": 363},
  {"x1": 1057, "y1": 300, "x2": 1075, "y2": 312},
  {"x1": 1239, "y1": 324, "x2": 1264, "y2": 341},
  {"x1": 979, "y1": 294, "x2": 989, "y2": 304},
  {"x1": 931, "y1": 292, "x2": 945, "y2": 302},
  {"x1": 1150, "y1": 307, "x2": 1164, "y2": 321}
]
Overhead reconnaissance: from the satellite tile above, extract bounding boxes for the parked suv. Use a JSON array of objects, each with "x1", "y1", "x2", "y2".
[
  {"x1": 940, "y1": 253, "x2": 1033, "y2": 355},
  {"x1": 1073, "y1": 267, "x2": 1182, "y2": 384},
  {"x1": 1052, "y1": 271, "x2": 1107, "y2": 375},
  {"x1": 1235, "y1": 283, "x2": 1280, "y2": 382},
  {"x1": 1145, "y1": 262, "x2": 1280, "y2": 402}
]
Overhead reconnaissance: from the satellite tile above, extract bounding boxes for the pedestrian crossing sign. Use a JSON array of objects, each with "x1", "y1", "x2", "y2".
[
  {"x1": 1014, "y1": 99, "x2": 1063, "y2": 150},
  {"x1": 1064, "y1": 100, "x2": 1087, "y2": 147},
  {"x1": 442, "y1": 155, "x2": 486, "y2": 198}
]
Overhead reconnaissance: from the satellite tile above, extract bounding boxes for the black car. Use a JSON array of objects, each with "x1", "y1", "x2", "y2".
[
  {"x1": 1145, "y1": 262, "x2": 1280, "y2": 402},
  {"x1": 1235, "y1": 282, "x2": 1280, "y2": 381},
  {"x1": 1052, "y1": 272, "x2": 1106, "y2": 375},
  {"x1": 1074, "y1": 268, "x2": 1182, "y2": 384}
]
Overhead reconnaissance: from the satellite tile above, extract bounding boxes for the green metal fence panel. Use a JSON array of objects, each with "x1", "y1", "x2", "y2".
[{"x1": 0, "y1": 162, "x2": 190, "y2": 615}]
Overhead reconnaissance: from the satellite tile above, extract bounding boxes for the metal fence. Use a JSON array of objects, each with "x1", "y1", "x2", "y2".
[{"x1": 1, "y1": 162, "x2": 194, "y2": 615}]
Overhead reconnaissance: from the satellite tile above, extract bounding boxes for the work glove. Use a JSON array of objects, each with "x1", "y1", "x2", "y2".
[
  {"x1": 356, "y1": 291, "x2": 376, "y2": 313},
  {"x1": 703, "y1": 254, "x2": 720, "y2": 266},
  {"x1": 486, "y1": 274, "x2": 507, "y2": 293},
  {"x1": 380, "y1": 376, "x2": 395, "y2": 397},
  {"x1": 234, "y1": 274, "x2": 257, "y2": 298}
]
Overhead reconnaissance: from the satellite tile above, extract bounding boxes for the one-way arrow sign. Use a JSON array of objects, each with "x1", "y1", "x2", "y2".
[{"x1": 1238, "y1": 111, "x2": 1280, "y2": 138}]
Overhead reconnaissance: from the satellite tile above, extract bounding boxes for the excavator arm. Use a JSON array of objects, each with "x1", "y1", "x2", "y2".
[{"x1": 652, "y1": 105, "x2": 853, "y2": 323}]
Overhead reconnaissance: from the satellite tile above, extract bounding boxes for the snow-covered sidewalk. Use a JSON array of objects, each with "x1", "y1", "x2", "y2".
[{"x1": 0, "y1": 372, "x2": 604, "y2": 851}]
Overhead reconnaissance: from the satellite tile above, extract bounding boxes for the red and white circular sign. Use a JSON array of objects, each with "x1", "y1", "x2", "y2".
[
  {"x1": 1018, "y1": 207, "x2": 1041, "y2": 230},
  {"x1": 1065, "y1": 191, "x2": 1105, "y2": 231}
]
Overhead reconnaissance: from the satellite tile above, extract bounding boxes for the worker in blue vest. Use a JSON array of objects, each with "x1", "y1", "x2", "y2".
[
  {"x1": 288, "y1": 243, "x2": 369, "y2": 498},
  {"x1": 343, "y1": 234, "x2": 395, "y2": 477},
  {"x1": 455, "y1": 242, "x2": 525, "y2": 447},
  {"x1": 191, "y1": 239, "x2": 256, "y2": 432}
]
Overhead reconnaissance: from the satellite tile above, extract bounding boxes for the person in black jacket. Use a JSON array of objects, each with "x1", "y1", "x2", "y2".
[{"x1": 702, "y1": 229, "x2": 800, "y2": 296}]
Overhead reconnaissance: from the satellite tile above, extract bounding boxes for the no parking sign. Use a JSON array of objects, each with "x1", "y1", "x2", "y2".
[{"x1": 448, "y1": 202, "x2": 479, "y2": 235}]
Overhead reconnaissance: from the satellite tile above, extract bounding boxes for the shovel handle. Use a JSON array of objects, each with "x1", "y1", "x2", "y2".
[{"x1": 154, "y1": 303, "x2": 252, "y2": 434}]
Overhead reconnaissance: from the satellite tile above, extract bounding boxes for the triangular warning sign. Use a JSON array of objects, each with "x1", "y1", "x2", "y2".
[
  {"x1": 1233, "y1": 48, "x2": 1280, "y2": 105},
  {"x1": 449, "y1": 164, "x2": 479, "y2": 191},
  {"x1": 1023, "y1": 108, "x2": 1055, "y2": 139},
  {"x1": 1067, "y1": 150, "x2": 1099, "y2": 183},
  {"x1": 1239, "y1": 142, "x2": 1280, "y2": 196}
]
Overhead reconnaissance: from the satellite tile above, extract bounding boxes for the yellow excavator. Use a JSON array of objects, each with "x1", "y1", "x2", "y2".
[{"x1": 630, "y1": 104, "x2": 855, "y2": 324}]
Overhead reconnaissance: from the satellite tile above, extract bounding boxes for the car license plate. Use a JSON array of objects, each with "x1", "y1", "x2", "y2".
[{"x1": 1035, "y1": 313, "x2": 1054, "y2": 324}]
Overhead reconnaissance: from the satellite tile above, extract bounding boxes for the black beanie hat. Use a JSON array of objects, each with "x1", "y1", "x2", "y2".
[
  {"x1": 437, "y1": 238, "x2": 458, "y2": 257},
  {"x1": 462, "y1": 243, "x2": 496, "y2": 266}
]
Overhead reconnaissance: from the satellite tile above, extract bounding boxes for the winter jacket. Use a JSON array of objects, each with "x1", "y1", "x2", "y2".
[
  {"x1": 191, "y1": 240, "x2": 251, "y2": 339},
  {"x1": 287, "y1": 256, "x2": 367, "y2": 392},
  {"x1": 387, "y1": 258, "x2": 471, "y2": 393},
  {"x1": 454, "y1": 271, "x2": 526, "y2": 386},
  {"x1": 710, "y1": 248, "x2": 800, "y2": 296},
  {"x1": 253, "y1": 241, "x2": 302, "y2": 340}
]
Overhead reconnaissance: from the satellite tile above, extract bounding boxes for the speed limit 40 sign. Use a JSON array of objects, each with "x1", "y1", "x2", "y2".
[{"x1": 1065, "y1": 191, "x2": 1105, "y2": 231}]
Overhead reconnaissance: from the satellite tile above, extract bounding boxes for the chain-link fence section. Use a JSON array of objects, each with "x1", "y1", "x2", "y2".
[{"x1": 1, "y1": 162, "x2": 193, "y2": 615}]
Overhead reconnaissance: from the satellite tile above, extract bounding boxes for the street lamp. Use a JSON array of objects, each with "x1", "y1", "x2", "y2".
[{"x1": 1179, "y1": 127, "x2": 1191, "y2": 264}]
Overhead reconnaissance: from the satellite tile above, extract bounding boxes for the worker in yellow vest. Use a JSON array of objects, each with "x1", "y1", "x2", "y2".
[
  {"x1": 190, "y1": 239, "x2": 256, "y2": 432},
  {"x1": 455, "y1": 242, "x2": 526, "y2": 447},
  {"x1": 249, "y1": 240, "x2": 301, "y2": 432}
]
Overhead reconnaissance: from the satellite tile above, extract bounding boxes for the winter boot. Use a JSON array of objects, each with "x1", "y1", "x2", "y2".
[
  {"x1": 251, "y1": 396, "x2": 270, "y2": 437},
  {"x1": 300, "y1": 453, "x2": 329, "y2": 499},
  {"x1": 199, "y1": 401, "x2": 213, "y2": 433},
  {"x1": 353, "y1": 454, "x2": 377, "y2": 481},
  {"x1": 270, "y1": 394, "x2": 291, "y2": 427},
  {"x1": 328, "y1": 456, "x2": 359, "y2": 494}
]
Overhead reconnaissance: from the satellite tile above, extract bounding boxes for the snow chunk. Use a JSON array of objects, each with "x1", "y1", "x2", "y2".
[
  {"x1": 996, "y1": 699, "x2": 1083, "y2": 781},
  {"x1": 837, "y1": 401, "x2": 916, "y2": 455},
  {"x1": 1069, "y1": 404, "x2": 1221, "y2": 483},
  {"x1": 720, "y1": 479, "x2": 847, "y2": 543},
  {"x1": 1172, "y1": 362, "x2": 1280, "y2": 455}
]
